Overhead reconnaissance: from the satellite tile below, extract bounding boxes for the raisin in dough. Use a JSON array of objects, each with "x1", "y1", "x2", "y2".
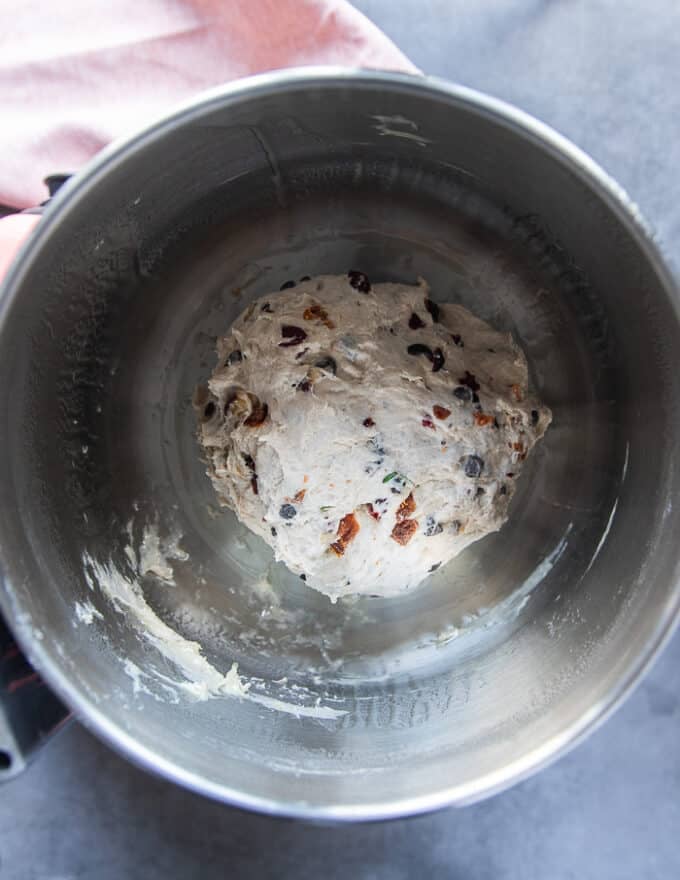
[{"x1": 195, "y1": 274, "x2": 551, "y2": 601}]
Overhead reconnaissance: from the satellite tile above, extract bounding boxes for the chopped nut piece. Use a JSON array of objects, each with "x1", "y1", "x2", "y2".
[
  {"x1": 303, "y1": 303, "x2": 335, "y2": 329},
  {"x1": 473, "y1": 411, "x2": 495, "y2": 427},
  {"x1": 330, "y1": 512, "x2": 361, "y2": 556},
  {"x1": 244, "y1": 395, "x2": 269, "y2": 427},
  {"x1": 396, "y1": 492, "x2": 416, "y2": 521},
  {"x1": 391, "y1": 519, "x2": 418, "y2": 545}
]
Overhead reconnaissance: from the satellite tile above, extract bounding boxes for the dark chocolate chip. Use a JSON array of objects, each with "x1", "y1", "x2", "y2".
[
  {"x1": 475, "y1": 486, "x2": 485, "y2": 497},
  {"x1": 431, "y1": 347, "x2": 445, "y2": 372},
  {"x1": 279, "y1": 325, "x2": 307, "y2": 347},
  {"x1": 279, "y1": 503, "x2": 297, "y2": 520},
  {"x1": 363, "y1": 417, "x2": 375, "y2": 427},
  {"x1": 242, "y1": 453, "x2": 256, "y2": 472},
  {"x1": 425, "y1": 298, "x2": 440, "y2": 322},
  {"x1": 226, "y1": 349, "x2": 243, "y2": 366},
  {"x1": 463, "y1": 455, "x2": 484, "y2": 478},
  {"x1": 409, "y1": 312, "x2": 426, "y2": 330},
  {"x1": 451, "y1": 334, "x2": 463, "y2": 347},
  {"x1": 314, "y1": 356, "x2": 337, "y2": 374},
  {"x1": 300, "y1": 275, "x2": 311, "y2": 282},
  {"x1": 280, "y1": 280, "x2": 296, "y2": 290},
  {"x1": 428, "y1": 562, "x2": 442, "y2": 573},
  {"x1": 407, "y1": 342, "x2": 444, "y2": 372},
  {"x1": 407, "y1": 343, "x2": 433, "y2": 359},
  {"x1": 531, "y1": 409, "x2": 539, "y2": 426},
  {"x1": 203, "y1": 401, "x2": 216, "y2": 419},
  {"x1": 424, "y1": 516, "x2": 443, "y2": 536},
  {"x1": 271, "y1": 526, "x2": 277, "y2": 537},
  {"x1": 458, "y1": 371, "x2": 480, "y2": 392},
  {"x1": 453, "y1": 386, "x2": 472, "y2": 402},
  {"x1": 348, "y1": 270, "x2": 371, "y2": 293},
  {"x1": 261, "y1": 302, "x2": 273, "y2": 313},
  {"x1": 499, "y1": 485, "x2": 508, "y2": 496},
  {"x1": 472, "y1": 392, "x2": 480, "y2": 404},
  {"x1": 299, "y1": 573, "x2": 307, "y2": 581}
]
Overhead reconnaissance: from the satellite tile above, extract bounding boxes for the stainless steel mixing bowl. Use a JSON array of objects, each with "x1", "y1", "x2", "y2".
[{"x1": 1, "y1": 69, "x2": 679, "y2": 820}]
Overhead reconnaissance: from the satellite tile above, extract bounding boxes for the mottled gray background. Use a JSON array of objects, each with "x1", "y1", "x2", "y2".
[{"x1": 3, "y1": 1, "x2": 679, "y2": 878}]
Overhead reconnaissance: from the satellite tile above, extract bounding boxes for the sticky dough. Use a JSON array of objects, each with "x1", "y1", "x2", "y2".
[{"x1": 195, "y1": 274, "x2": 551, "y2": 601}]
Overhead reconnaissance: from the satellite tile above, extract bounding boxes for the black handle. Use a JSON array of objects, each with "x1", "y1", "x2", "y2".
[
  {"x1": 0, "y1": 616, "x2": 71, "y2": 779},
  {"x1": 0, "y1": 170, "x2": 74, "y2": 779}
]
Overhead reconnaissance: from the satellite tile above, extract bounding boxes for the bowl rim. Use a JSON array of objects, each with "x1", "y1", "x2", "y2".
[{"x1": 1, "y1": 65, "x2": 679, "y2": 821}]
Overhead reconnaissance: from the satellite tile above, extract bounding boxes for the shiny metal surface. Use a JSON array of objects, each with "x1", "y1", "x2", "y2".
[{"x1": 0, "y1": 69, "x2": 679, "y2": 820}]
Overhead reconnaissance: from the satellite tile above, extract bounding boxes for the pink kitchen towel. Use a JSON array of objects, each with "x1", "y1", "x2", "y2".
[{"x1": 0, "y1": 0, "x2": 416, "y2": 210}]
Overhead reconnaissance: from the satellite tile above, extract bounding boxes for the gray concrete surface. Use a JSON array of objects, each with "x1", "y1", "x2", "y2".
[{"x1": 2, "y1": 1, "x2": 679, "y2": 877}]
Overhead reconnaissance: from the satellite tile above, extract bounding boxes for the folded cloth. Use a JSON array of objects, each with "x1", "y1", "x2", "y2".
[{"x1": 0, "y1": 0, "x2": 416, "y2": 210}]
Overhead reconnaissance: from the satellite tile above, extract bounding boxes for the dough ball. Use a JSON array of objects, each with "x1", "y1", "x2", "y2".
[{"x1": 195, "y1": 274, "x2": 551, "y2": 601}]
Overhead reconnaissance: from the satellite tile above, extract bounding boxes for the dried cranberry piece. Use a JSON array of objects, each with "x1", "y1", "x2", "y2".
[
  {"x1": 422, "y1": 418, "x2": 435, "y2": 430},
  {"x1": 297, "y1": 379, "x2": 312, "y2": 393},
  {"x1": 433, "y1": 405, "x2": 451, "y2": 420}
]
